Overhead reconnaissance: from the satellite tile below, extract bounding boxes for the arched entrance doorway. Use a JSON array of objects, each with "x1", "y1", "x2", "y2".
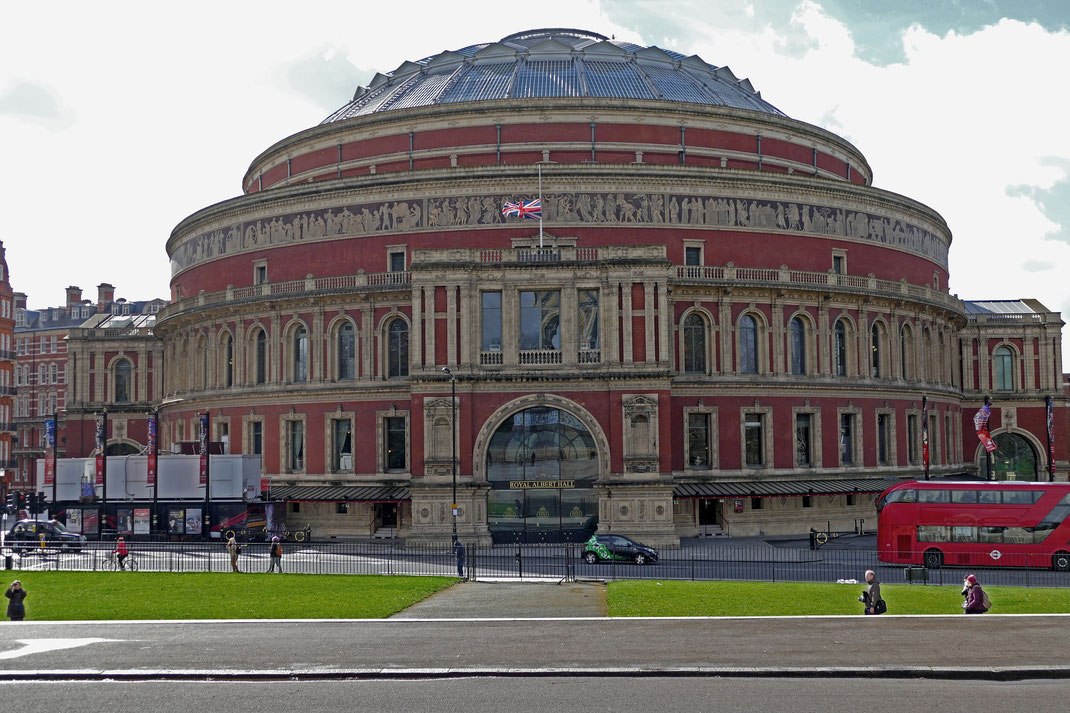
[
  {"x1": 982, "y1": 432, "x2": 1038, "y2": 480},
  {"x1": 486, "y1": 406, "x2": 600, "y2": 543}
]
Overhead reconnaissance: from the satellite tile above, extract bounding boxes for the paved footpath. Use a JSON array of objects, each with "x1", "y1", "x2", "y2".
[{"x1": 1, "y1": 583, "x2": 1068, "y2": 680}]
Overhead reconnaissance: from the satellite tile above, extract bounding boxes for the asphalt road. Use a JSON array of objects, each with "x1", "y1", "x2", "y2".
[
  {"x1": 7, "y1": 542, "x2": 1068, "y2": 588},
  {"x1": 3, "y1": 678, "x2": 1070, "y2": 713},
  {"x1": 1, "y1": 616, "x2": 1068, "y2": 676}
]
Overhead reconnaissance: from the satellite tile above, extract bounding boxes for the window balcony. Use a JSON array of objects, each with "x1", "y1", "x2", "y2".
[{"x1": 518, "y1": 349, "x2": 562, "y2": 365}]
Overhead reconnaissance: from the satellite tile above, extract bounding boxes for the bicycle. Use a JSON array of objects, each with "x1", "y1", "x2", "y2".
[{"x1": 101, "y1": 550, "x2": 139, "y2": 571}]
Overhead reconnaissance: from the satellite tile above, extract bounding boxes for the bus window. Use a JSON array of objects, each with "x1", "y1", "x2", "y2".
[
  {"x1": 1003, "y1": 527, "x2": 1033, "y2": 544},
  {"x1": 917, "y1": 525, "x2": 949, "y2": 542},
  {"x1": 919, "y1": 490, "x2": 950, "y2": 504},
  {"x1": 977, "y1": 491, "x2": 1000, "y2": 504},
  {"x1": 978, "y1": 526, "x2": 1004, "y2": 543},
  {"x1": 884, "y1": 490, "x2": 917, "y2": 505},
  {"x1": 951, "y1": 490, "x2": 978, "y2": 504},
  {"x1": 951, "y1": 526, "x2": 975, "y2": 543},
  {"x1": 1003, "y1": 491, "x2": 1036, "y2": 505}
]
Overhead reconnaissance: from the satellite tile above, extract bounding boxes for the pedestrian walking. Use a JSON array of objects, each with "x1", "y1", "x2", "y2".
[
  {"x1": 227, "y1": 535, "x2": 241, "y2": 572},
  {"x1": 5, "y1": 580, "x2": 27, "y2": 621},
  {"x1": 114, "y1": 537, "x2": 129, "y2": 570},
  {"x1": 453, "y1": 538, "x2": 466, "y2": 579},
  {"x1": 859, "y1": 569, "x2": 886, "y2": 615},
  {"x1": 962, "y1": 574, "x2": 989, "y2": 614},
  {"x1": 266, "y1": 536, "x2": 283, "y2": 573}
]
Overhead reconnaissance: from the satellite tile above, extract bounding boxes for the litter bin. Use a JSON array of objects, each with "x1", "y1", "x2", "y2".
[
  {"x1": 905, "y1": 566, "x2": 928, "y2": 583},
  {"x1": 4, "y1": 555, "x2": 11, "y2": 570}
]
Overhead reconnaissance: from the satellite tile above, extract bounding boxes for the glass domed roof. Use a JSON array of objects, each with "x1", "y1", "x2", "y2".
[{"x1": 322, "y1": 28, "x2": 784, "y2": 123}]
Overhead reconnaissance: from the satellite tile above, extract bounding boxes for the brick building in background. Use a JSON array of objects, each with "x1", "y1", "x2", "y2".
[
  {"x1": 0, "y1": 242, "x2": 15, "y2": 500},
  {"x1": 21, "y1": 28, "x2": 1069, "y2": 544}
]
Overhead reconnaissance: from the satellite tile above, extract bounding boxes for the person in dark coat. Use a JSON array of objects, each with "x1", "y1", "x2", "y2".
[
  {"x1": 266, "y1": 536, "x2": 283, "y2": 573},
  {"x1": 963, "y1": 574, "x2": 986, "y2": 614},
  {"x1": 861, "y1": 569, "x2": 884, "y2": 615},
  {"x1": 5, "y1": 580, "x2": 27, "y2": 621},
  {"x1": 453, "y1": 538, "x2": 466, "y2": 579}
]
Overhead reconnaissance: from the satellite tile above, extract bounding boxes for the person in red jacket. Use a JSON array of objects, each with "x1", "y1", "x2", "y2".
[{"x1": 114, "y1": 537, "x2": 129, "y2": 571}]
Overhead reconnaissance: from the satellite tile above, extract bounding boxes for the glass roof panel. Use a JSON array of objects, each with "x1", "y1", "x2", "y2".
[
  {"x1": 641, "y1": 64, "x2": 714, "y2": 104},
  {"x1": 439, "y1": 63, "x2": 514, "y2": 103},
  {"x1": 513, "y1": 60, "x2": 580, "y2": 98},
  {"x1": 583, "y1": 61, "x2": 656, "y2": 99}
]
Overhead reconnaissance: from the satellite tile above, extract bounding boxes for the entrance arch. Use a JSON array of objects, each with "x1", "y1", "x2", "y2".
[
  {"x1": 980, "y1": 431, "x2": 1039, "y2": 480},
  {"x1": 476, "y1": 396, "x2": 608, "y2": 544}
]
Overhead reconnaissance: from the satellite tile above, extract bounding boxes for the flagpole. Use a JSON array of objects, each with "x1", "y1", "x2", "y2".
[
  {"x1": 984, "y1": 395, "x2": 992, "y2": 480},
  {"x1": 537, "y1": 162, "x2": 544, "y2": 249}
]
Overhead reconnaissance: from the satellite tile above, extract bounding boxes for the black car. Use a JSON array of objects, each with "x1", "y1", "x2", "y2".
[
  {"x1": 6, "y1": 519, "x2": 87, "y2": 552},
  {"x1": 581, "y1": 534, "x2": 659, "y2": 565}
]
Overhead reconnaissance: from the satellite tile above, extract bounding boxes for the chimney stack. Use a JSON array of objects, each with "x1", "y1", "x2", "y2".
[
  {"x1": 66, "y1": 285, "x2": 82, "y2": 311},
  {"x1": 97, "y1": 282, "x2": 115, "y2": 311}
]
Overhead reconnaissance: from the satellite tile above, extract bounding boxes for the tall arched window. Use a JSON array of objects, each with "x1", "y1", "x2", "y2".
[
  {"x1": 983, "y1": 432, "x2": 1037, "y2": 480},
  {"x1": 682, "y1": 313, "x2": 707, "y2": 374},
  {"x1": 255, "y1": 329, "x2": 267, "y2": 385},
  {"x1": 834, "y1": 320, "x2": 848, "y2": 376},
  {"x1": 739, "y1": 314, "x2": 758, "y2": 374},
  {"x1": 114, "y1": 359, "x2": 132, "y2": 404},
  {"x1": 994, "y1": 346, "x2": 1014, "y2": 391},
  {"x1": 870, "y1": 323, "x2": 881, "y2": 378},
  {"x1": 900, "y1": 325, "x2": 914, "y2": 380},
  {"x1": 790, "y1": 317, "x2": 806, "y2": 375},
  {"x1": 387, "y1": 320, "x2": 409, "y2": 378},
  {"x1": 338, "y1": 321, "x2": 356, "y2": 380},
  {"x1": 293, "y1": 325, "x2": 308, "y2": 382},
  {"x1": 223, "y1": 333, "x2": 233, "y2": 387}
]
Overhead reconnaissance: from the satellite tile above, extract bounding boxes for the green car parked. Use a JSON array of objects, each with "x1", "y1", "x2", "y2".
[{"x1": 582, "y1": 534, "x2": 658, "y2": 565}]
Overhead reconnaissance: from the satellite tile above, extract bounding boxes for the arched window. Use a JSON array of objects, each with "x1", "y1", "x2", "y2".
[
  {"x1": 293, "y1": 325, "x2": 308, "y2": 382},
  {"x1": 994, "y1": 346, "x2": 1014, "y2": 391},
  {"x1": 682, "y1": 313, "x2": 707, "y2": 374},
  {"x1": 200, "y1": 337, "x2": 208, "y2": 390},
  {"x1": 922, "y1": 328, "x2": 933, "y2": 381},
  {"x1": 338, "y1": 321, "x2": 356, "y2": 380},
  {"x1": 790, "y1": 317, "x2": 806, "y2": 375},
  {"x1": 255, "y1": 329, "x2": 267, "y2": 385},
  {"x1": 900, "y1": 325, "x2": 914, "y2": 380},
  {"x1": 870, "y1": 323, "x2": 881, "y2": 378},
  {"x1": 223, "y1": 333, "x2": 233, "y2": 387},
  {"x1": 114, "y1": 359, "x2": 132, "y2": 404},
  {"x1": 834, "y1": 320, "x2": 848, "y2": 376},
  {"x1": 387, "y1": 319, "x2": 409, "y2": 378},
  {"x1": 983, "y1": 432, "x2": 1037, "y2": 480},
  {"x1": 739, "y1": 314, "x2": 758, "y2": 374}
]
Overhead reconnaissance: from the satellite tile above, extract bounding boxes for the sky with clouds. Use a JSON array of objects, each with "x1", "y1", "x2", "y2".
[{"x1": 2, "y1": 1, "x2": 1069, "y2": 362}]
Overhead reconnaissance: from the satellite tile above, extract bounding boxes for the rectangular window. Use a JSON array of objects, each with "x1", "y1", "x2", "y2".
[
  {"x1": 795, "y1": 413, "x2": 812, "y2": 467},
  {"x1": 481, "y1": 291, "x2": 502, "y2": 351},
  {"x1": 907, "y1": 415, "x2": 919, "y2": 465},
  {"x1": 687, "y1": 413, "x2": 711, "y2": 469},
  {"x1": 750, "y1": 497, "x2": 763, "y2": 510},
  {"x1": 254, "y1": 264, "x2": 268, "y2": 285},
  {"x1": 877, "y1": 414, "x2": 889, "y2": 466},
  {"x1": 251, "y1": 421, "x2": 263, "y2": 456},
  {"x1": 389, "y1": 251, "x2": 405, "y2": 272},
  {"x1": 288, "y1": 420, "x2": 304, "y2": 471},
  {"x1": 332, "y1": 418, "x2": 352, "y2": 471},
  {"x1": 744, "y1": 413, "x2": 763, "y2": 467},
  {"x1": 846, "y1": 494, "x2": 856, "y2": 506},
  {"x1": 839, "y1": 413, "x2": 854, "y2": 466},
  {"x1": 802, "y1": 496, "x2": 813, "y2": 508},
  {"x1": 832, "y1": 254, "x2": 846, "y2": 274},
  {"x1": 684, "y1": 246, "x2": 701, "y2": 266},
  {"x1": 577, "y1": 289, "x2": 599, "y2": 350},
  {"x1": 519, "y1": 290, "x2": 561, "y2": 351},
  {"x1": 336, "y1": 502, "x2": 349, "y2": 514},
  {"x1": 385, "y1": 416, "x2": 407, "y2": 471}
]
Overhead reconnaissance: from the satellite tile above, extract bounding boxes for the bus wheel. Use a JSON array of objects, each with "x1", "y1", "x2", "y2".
[
  {"x1": 923, "y1": 549, "x2": 943, "y2": 569},
  {"x1": 1053, "y1": 551, "x2": 1070, "y2": 572}
]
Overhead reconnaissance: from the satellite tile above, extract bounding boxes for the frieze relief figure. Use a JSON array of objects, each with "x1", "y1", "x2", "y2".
[{"x1": 174, "y1": 190, "x2": 948, "y2": 273}]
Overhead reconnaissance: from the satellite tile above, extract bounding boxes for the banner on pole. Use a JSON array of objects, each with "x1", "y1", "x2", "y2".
[
  {"x1": 147, "y1": 415, "x2": 157, "y2": 486},
  {"x1": 1047, "y1": 396, "x2": 1056, "y2": 480},
  {"x1": 199, "y1": 412, "x2": 209, "y2": 486},
  {"x1": 44, "y1": 417, "x2": 56, "y2": 486},
  {"x1": 94, "y1": 416, "x2": 105, "y2": 484},
  {"x1": 973, "y1": 403, "x2": 998, "y2": 453}
]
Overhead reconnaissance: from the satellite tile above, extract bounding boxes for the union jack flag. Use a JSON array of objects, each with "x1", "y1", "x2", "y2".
[{"x1": 502, "y1": 198, "x2": 542, "y2": 220}]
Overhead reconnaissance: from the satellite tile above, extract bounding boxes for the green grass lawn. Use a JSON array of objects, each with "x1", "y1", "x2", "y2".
[
  {"x1": 2, "y1": 572, "x2": 457, "y2": 621},
  {"x1": 607, "y1": 580, "x2": 1070, "y2": 617}
]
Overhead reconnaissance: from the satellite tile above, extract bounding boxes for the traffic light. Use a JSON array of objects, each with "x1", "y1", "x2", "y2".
[{"x1": 4, "y1": 492, "x2": 15, "y2": 514}]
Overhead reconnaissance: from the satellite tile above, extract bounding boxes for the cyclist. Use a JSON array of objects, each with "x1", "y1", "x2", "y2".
[{"x1": 114, "y1": 537, "x2": 129, "y2": 570}]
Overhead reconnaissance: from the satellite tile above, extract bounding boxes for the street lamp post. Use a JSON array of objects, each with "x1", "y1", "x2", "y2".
[{"x1": 441, "y1": 367, "x2": 457, "y2": 542}]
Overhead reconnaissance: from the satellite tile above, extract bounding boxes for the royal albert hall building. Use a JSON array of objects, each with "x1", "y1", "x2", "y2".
[{"x1": 153, "y1": 28, "x2": 1066, "y2": 546}]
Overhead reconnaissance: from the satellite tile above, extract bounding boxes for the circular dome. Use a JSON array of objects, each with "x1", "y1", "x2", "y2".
[{"x1": 322, "y1": 27, "x2": 785, "y2": 123}]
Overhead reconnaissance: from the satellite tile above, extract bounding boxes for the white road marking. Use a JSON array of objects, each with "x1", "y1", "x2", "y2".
[{"x1": 0, "y1": 639, "x2": 121, "y2": 660}]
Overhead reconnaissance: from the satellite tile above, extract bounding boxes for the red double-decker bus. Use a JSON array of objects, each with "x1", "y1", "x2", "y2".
[{"x1": 876, "y1": 480, "x2": 1070, "y2": 571}]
